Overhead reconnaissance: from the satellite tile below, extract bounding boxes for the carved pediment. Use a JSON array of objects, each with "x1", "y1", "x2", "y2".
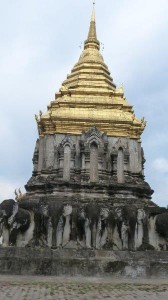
[
  {"x1": 81, "y1": 127, "x2": 108, "y2": 149},
  {"x1": 111, "y1": 138, "x2": 129, "y2": 158},
  {"x1": 112, "y1": 138, "x2": 128, "y2": 152},
  {"x1": 85, "y1": 127, "x2": 104, "y2": 139},
  {"x1": 60, "y1": 135, "x2": 74, "y2": 147},
  {"x1": 58, "y1": 135, "x2": 76, "y2": 155}
]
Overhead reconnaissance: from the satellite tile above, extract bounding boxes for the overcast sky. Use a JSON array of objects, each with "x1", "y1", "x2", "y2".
[{"x1": 0, "y1": 0, "x2": 168, "y2": 206}]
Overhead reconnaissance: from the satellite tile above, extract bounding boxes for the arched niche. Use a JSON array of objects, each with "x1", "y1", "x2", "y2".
[
  {"x1": 90, "y1": 142, "x2": 99, "y2": 183},
  {"x1": 63, "y1": 144, "x2": 71, "y2": 181},
  {"x1": 117, "y1": 147, "x2": 124, "y2": 183}
]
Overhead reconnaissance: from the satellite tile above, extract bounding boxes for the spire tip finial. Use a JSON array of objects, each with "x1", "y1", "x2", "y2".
[
  {"x1": 91, "y1": 1, "x2": 96, "y2": 22},
  {"x1": 84, "y1": 0, "x2": 99, "y2": 50}
]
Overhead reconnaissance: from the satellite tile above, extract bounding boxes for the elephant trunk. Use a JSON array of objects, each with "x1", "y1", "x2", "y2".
[
  {"x1": 9, "y1": 228, "x2": 18, "y2": 246},
  {"x1": 0, "y1": 222, "x2": 3, "y2": 237}
]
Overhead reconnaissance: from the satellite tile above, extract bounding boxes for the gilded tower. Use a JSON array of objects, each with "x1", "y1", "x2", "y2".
[{"x1": 36, "y1": 7, "x2": 146, "y2": 138}]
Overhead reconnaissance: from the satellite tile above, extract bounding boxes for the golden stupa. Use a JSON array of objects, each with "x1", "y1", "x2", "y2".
[{"x1": 36, "y1": 5, "x2": 146, "y2": 140}]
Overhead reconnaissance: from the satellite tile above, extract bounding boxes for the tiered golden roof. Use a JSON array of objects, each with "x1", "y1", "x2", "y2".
[{"x1": 36, "y1": 5, "x2": 146, "y2": 139}]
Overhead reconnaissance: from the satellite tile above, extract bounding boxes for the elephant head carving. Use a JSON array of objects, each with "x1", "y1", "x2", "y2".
[{"x1": 0, "y1": 199, "x2": 31, "y2": 246}]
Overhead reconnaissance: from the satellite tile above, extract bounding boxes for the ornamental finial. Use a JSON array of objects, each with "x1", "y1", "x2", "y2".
[
  {"x1": 84, "y1": 0, "x2": 99, "y2": 50},
  {"x1": 91, "y1": 1, "x2": 96, "y2": 22}
]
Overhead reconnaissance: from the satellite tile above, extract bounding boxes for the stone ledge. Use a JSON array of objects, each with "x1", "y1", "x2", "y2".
[{"x1": 0, "y1": 248, "x2": 168, "y2": 278}]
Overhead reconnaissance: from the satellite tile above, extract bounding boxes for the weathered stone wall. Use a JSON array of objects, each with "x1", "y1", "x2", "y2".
[
  {"x1": 1, "y1": 248, "x2": 168, "y2": 278},
  {"x1": 34, "y1": 132, "x2": 143, "y2": 182},
  {"x1": 26, "y1": 128, "x2": 151, "y2": 212},
  {"x1": 0, "y1": 128, "x2": 156, "y2": 254}
]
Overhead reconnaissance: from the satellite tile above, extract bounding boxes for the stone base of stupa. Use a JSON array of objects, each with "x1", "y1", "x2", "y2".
[{"x1": 0, "y1": 248, "x2": 168, "y2": 278}]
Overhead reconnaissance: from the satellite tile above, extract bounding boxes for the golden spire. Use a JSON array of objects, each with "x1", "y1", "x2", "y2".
[
  {"x1": 59, "y1": 2, "x2": 116, "y2": 94},
  {"x1": 91, "y1": 2, "x2": 95, "y2": 21},
  {"x1": 84, "y1": 3, "x2": 100, "y2": 50},
  {"x1": 37, "y1": 4, "x2": 145, "y2": 140}
]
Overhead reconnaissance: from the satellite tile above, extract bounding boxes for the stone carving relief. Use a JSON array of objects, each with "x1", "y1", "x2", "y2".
[
  {"x1": 113, "y1": 138, "x2": 128, "y2": 152},
  {"x1": 111, "y1": 138, "x2": 130, "y2": 183},
  {"x1": 58, "y1": 136, "x2": 76, "y2": 181},
  {"x1": 0, "y1": 199, "x2": 31, "y2": 246},
  {"x1": 90, "y1": 142, "x2": 99, "y2": 182},
  {"x1": 135, "y1": 209, "x2": 146, "y2": 249},
  {"x1": 121, "y1": 222, "x2": 129, "y2": 250},
  {"x1": 80, "y1": 127, "x2": 108, "y2": 183},
  {"x1": 117, "y1": 148, "x2": 125, "y2": 183},
  {"x1": 0, "y1": 199, "x2": 168, "y2": 251},
  {"x1": 62, "y1": 205, "x2": 72, "y2": 247},
  {"x1": 56, "y1": 205, "x2": 72, "y2": 248},
  {"x1": 96, "y1": 208, "x2": 109, "y2": 249},
  {"x1": 77, "y1": 208, "x2": 92, "y2": 249},
  {"x1": 26, "y1": 131, "x2": 147, "y2": 190}
]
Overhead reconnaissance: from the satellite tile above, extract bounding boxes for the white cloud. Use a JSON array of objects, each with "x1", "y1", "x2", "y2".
[
  {"x1": 101, "y1": 0, "x2": 168, "y2": 82},
  {"x1": 0, "y1": 177, "x2": 25, "y2": 203},
  {"x1": 0, "y1": 114, "x2": 13, "y2": 140},
  {"x1": 0, "y1": 41, "x2": 36, "y2": 75},
  {"x1": 152, "y1": 158, "x2": 168, "y2": 173}
]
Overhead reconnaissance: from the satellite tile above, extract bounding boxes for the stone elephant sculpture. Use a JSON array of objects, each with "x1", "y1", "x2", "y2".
[
  {"x1": 114, "y1": 205, "x2": 138, "y2": 250},
  {"x1": 0, "y1": 199, "x2": 18, "y2": 226},
  {"x1": 156, "y1": 212, "x2": 168, "y2": 246},
  {"x1": 0, "y1": 199, "x2": 31, "y2": 246},
  {"x1": 123, "y1": 205, "x2": 138, "y2": 250},
  {"x1": 28, "y1": 200, "x2": 63, "y2": 248},
  {"x1": 77, "y1": 207, "x2": 92, "y2": 249},
  {"x1": 77, "y1": 205, "x2": 110, "y2": 249}
]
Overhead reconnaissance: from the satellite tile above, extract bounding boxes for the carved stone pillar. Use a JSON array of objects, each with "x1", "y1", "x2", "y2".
[
  {"x1": 90, "y1": 142, "x2": 99, "y2": 183},
  {"x1": 57, "y1": 136, "x2": 76, "y2": 181},
  {"x1": 124, "y1": 151, "x2": 130, "y2": 177},
  {"x1": 117, "y1": 148, "x2": 124, "y2": 183},
  {"x1": 111, "y1": 152, "x2": 117, "y2": 179},
  {"x1": 63, "y1": 145, "x2": 71, "y2": 181},
  {"x1": 80, "y1": 127, "x2": 108, "y2": 183}
]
